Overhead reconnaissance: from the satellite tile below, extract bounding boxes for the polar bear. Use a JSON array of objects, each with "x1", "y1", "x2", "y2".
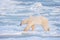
[{"x1": 20, "y1": 16, "x2": 50, "y2": 32}]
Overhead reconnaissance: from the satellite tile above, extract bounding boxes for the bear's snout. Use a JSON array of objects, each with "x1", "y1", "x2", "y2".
[{"x1": 20, "y1": 23, "x2": 22, "y2": 26}]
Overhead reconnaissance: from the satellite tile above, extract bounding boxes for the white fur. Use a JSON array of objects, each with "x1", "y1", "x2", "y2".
[{"x1": 20, "y1": 16, "x2": 50, "y2": 32}]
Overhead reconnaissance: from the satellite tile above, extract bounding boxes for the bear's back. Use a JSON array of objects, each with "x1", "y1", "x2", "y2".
[{"x1": 29, "y1": 16, "x2": 42, "y2": 25}]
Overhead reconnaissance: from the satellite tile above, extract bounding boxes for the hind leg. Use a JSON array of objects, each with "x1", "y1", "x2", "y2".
[
  {"x1": 42, "y1": 25, "x2": 50, "y2": 32},
  {"x1": 42, "y1": 19, "x2": 50, "y2": 32}
]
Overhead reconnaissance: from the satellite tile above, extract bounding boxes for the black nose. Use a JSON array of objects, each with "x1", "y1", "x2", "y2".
[{"x1": 20, "y1": 23, "x2": 22, "y2": 26}]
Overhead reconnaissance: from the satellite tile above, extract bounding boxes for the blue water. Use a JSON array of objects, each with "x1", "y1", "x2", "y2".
[{"x1": 0, "y1": 0, "x2": 60, "y2": 40}]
